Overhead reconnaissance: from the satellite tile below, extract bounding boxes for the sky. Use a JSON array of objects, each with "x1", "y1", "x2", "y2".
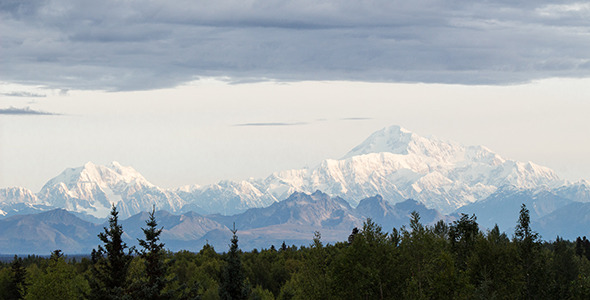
[{"x1": 1, "y1": 0, "x2": 590, "y2": 191}]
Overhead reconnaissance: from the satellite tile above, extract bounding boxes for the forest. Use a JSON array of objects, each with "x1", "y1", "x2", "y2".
[{"x1": 1, "y1": 203, "x2": 590, "y2": 300}]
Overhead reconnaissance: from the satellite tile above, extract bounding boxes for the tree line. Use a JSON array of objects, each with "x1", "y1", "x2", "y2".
[{"x1": 1, "y1": 203, "x2": 590, "y2": 299}]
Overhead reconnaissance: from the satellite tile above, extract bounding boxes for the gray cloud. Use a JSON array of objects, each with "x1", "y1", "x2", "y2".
[
  {"x1": 0, "y1": 106, "x2": 60, "y2": 115},
  {"x1": 1, "y1": 91, "x2": 46, "y2": 97},
  {"x1": 1, "y1": 0, "x2": 589, "y2": 91}
]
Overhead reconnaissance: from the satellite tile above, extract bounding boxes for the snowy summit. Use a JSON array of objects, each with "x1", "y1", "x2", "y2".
[{"x1": 0, "y1": 125, "x2": 578, "y2": 217}]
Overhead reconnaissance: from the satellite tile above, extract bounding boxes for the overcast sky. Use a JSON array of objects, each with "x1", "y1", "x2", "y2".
[{"x1": 1, "y1": 1, "x2": 590, "y2": 191}]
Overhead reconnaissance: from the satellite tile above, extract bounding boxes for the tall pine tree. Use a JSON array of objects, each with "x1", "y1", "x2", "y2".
[
  {"x1": 6, "y1": 255, "x2": 27, "y2": 300},
  {"x1": 89, "y1": 204, "x2": 134, "y2": 300},
  {"x1": 449, "y1": 213, "x2": 479, "y2": 270},
  {"x1": 514, "y1": 203, "x2": 543, "y2": 299},
  {"x1": 219, "y1": 223, "x2": 249, "y2": 300},
  {"x1": 136, "y1": 206, "x2": 170, "y2": 300}
]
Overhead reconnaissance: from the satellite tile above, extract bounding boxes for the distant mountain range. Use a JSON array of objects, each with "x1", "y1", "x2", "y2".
[
  {"x1": 0, "y1": 191, "x2": 444, "y2": 254},
  {"x1": 3, "y1": 188, "x2": 589, "y2": 255},
  {"x1": 1, "y1": 125, "x2": 590, "y2": 254},
  {"x1": 3, "y1": 125, "x2": 584, "y2": 218}
]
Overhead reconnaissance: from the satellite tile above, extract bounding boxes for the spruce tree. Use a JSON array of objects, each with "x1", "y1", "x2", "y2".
[
  {"x1": 219, "y1": 223, "x2": 249, "y2": 300},
  {"x1": 89, "y1": 204, "x2": 134, "y2": 300},
  {"x1": 7, "y1": 255, "x2": 27, "y2": 300},
  {"x1": 514, "y1": 203, "x2": 542, "y2": 299},
  {"x1": 347, "y1": 227, "x2": 359, "y2": 245},
  {"x1": 137, "y1": 206, "x2": 170, "y2": 300},
  {"x1": 449, "y1": 213, "x2": 478, "y2": 270}
]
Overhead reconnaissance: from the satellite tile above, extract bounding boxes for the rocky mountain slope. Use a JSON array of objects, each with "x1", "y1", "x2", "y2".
[
  {"x1": 0, "y1": 209, "x2": 100, "y2": 254},
  {"x1": 3, "y1": 187, "x2": 590, "y2": 254},
  {"x1": 0, "y1": 191, "x2": 449, "y2": 254}
]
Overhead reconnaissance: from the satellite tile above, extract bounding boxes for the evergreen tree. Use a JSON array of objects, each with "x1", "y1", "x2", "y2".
[
  {"x1": 331, "y1": 219, "x2": 397, "y2": 299},
  {"x1": 219, "y1": 223, "x2": 249, "y2": 300},
  {"x1": 136, "y1": 206, "x2": 170, "y2": 300},
  {"x1": 549, "y1": 237, "x2": 578, "y2": 298},
  {"x1": 433, "y1": 219, "x2": 449, "y2": 240},
  {"x1": 289, "y1": 231, "x2": 334, "y2": 300},
  {"x1": 6, "y1": 255, "x2": 27, "y2": 300},
  {"x1": 449, "y1": 213, "x2": 479, "y2": 270},
  {"x1": 514, "y1": 203, "x2": 543, "y2": 299},
  {"x1": 390, "y1": 227, "x2": 401, "y2": 247},
  {"x1": 89, "y1": 204, "x2": 134, "y2": 300},
  {"x1": 400, "y1": 212, "x2": 468, "y2": 299},
  {"x1": 249, "y1": 285, "x2": 274, "y2": 300},
  {"x1": 347, "y1": 227, "x2": 359, "y2": 245},
  {"x1": 575, "y1": 236, "x2": 590, "y2": 261},
  {"x1": 467, "y1": 225, "x2": 521, "y2": 299}
]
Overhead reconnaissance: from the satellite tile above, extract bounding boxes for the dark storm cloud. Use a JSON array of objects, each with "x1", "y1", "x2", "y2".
[
  {"x1": 0, "y1": 106, "x2": 60, "y2": 115},
  {"x1": 1, "y1": 0, "x2": 589, "y2": 91}
]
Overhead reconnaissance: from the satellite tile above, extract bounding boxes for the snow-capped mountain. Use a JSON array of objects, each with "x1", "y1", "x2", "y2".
[
  {"x1": 0, "y1": 186, "x2": 51, "y2": 217},
  {"x1": 230, "y1": 125, "x2": 563, "y2": 213},
  {"x1": 553, "y1": 179, "x2": 590, "y2": 203},
  {"x1": 176, "y1": 180, "x2": 278, "y2": 216},
  {"x1": 37, "y1": 161, "x2": 185, "y2": 218},
  {"x1": 0, "y1": 186, "x2": 40, "y2": 205},
  {"x1": 1, "y1": 125, "x2": 580, "y2": 218},
  {"x1": 172, "y1": 123, "x2": 564, "y2": 215}
]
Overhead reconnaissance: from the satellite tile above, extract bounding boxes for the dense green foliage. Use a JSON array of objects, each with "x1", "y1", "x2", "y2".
[
  {"x1": 2, "y1": 203, "x2": 590, "y2": 299},
  {"x1": 26, "y1": 250, "x2": 89, "y2": 300}
]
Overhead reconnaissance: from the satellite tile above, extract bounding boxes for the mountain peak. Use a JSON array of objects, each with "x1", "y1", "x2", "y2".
[
  {"x1": 343, "y1": 125, "x2": 415, "y2": 158},
  {"x1": 342, "y1": 125, "x2": 462, "y2": 162},
  {"x1": 106, "y1": 161, "x2": 147, "y2": 184},
  {"x1": 42, "y1": 161, "x2": 150, "y2": 190},
  {"x1": 36, "y1": 161, "x2": 183, "y2": 219},
  {"x1": 0, "y1": 187, "x2": 39, "y2": 205}
]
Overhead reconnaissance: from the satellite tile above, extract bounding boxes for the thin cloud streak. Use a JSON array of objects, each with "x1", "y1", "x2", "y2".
[
  {"x1": 234, "y1": 122, "x2": 308, "y2": 127},
  {"x1": 0, "y1": 106, "x2": 60, "y2": 115},
  {"x1": 1, "y1": 91, "x2": 46, "y2": 97}
]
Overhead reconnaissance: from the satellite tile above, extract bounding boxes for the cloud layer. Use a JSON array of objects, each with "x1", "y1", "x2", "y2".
[
  {"x1": 1, "y1": 91, "x2": 46, "y2": 97},
  {"x1": 1, "y1": 0, "x2": 589, "y2": 90},
  {"x1": 0, "y1": 106, "x2": 59, "y2": 115}
]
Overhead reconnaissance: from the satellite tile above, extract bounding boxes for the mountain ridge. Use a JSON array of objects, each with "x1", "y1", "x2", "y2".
[
  {"x1": 1, "y1": 125, "x2": 584, "y2": 219},
  {"x1": 0, "y1": 191, "x2": 448, "y2": 254},
  {"x1": 2, "y1": 187, "x2": 590, "y2": 254}
]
